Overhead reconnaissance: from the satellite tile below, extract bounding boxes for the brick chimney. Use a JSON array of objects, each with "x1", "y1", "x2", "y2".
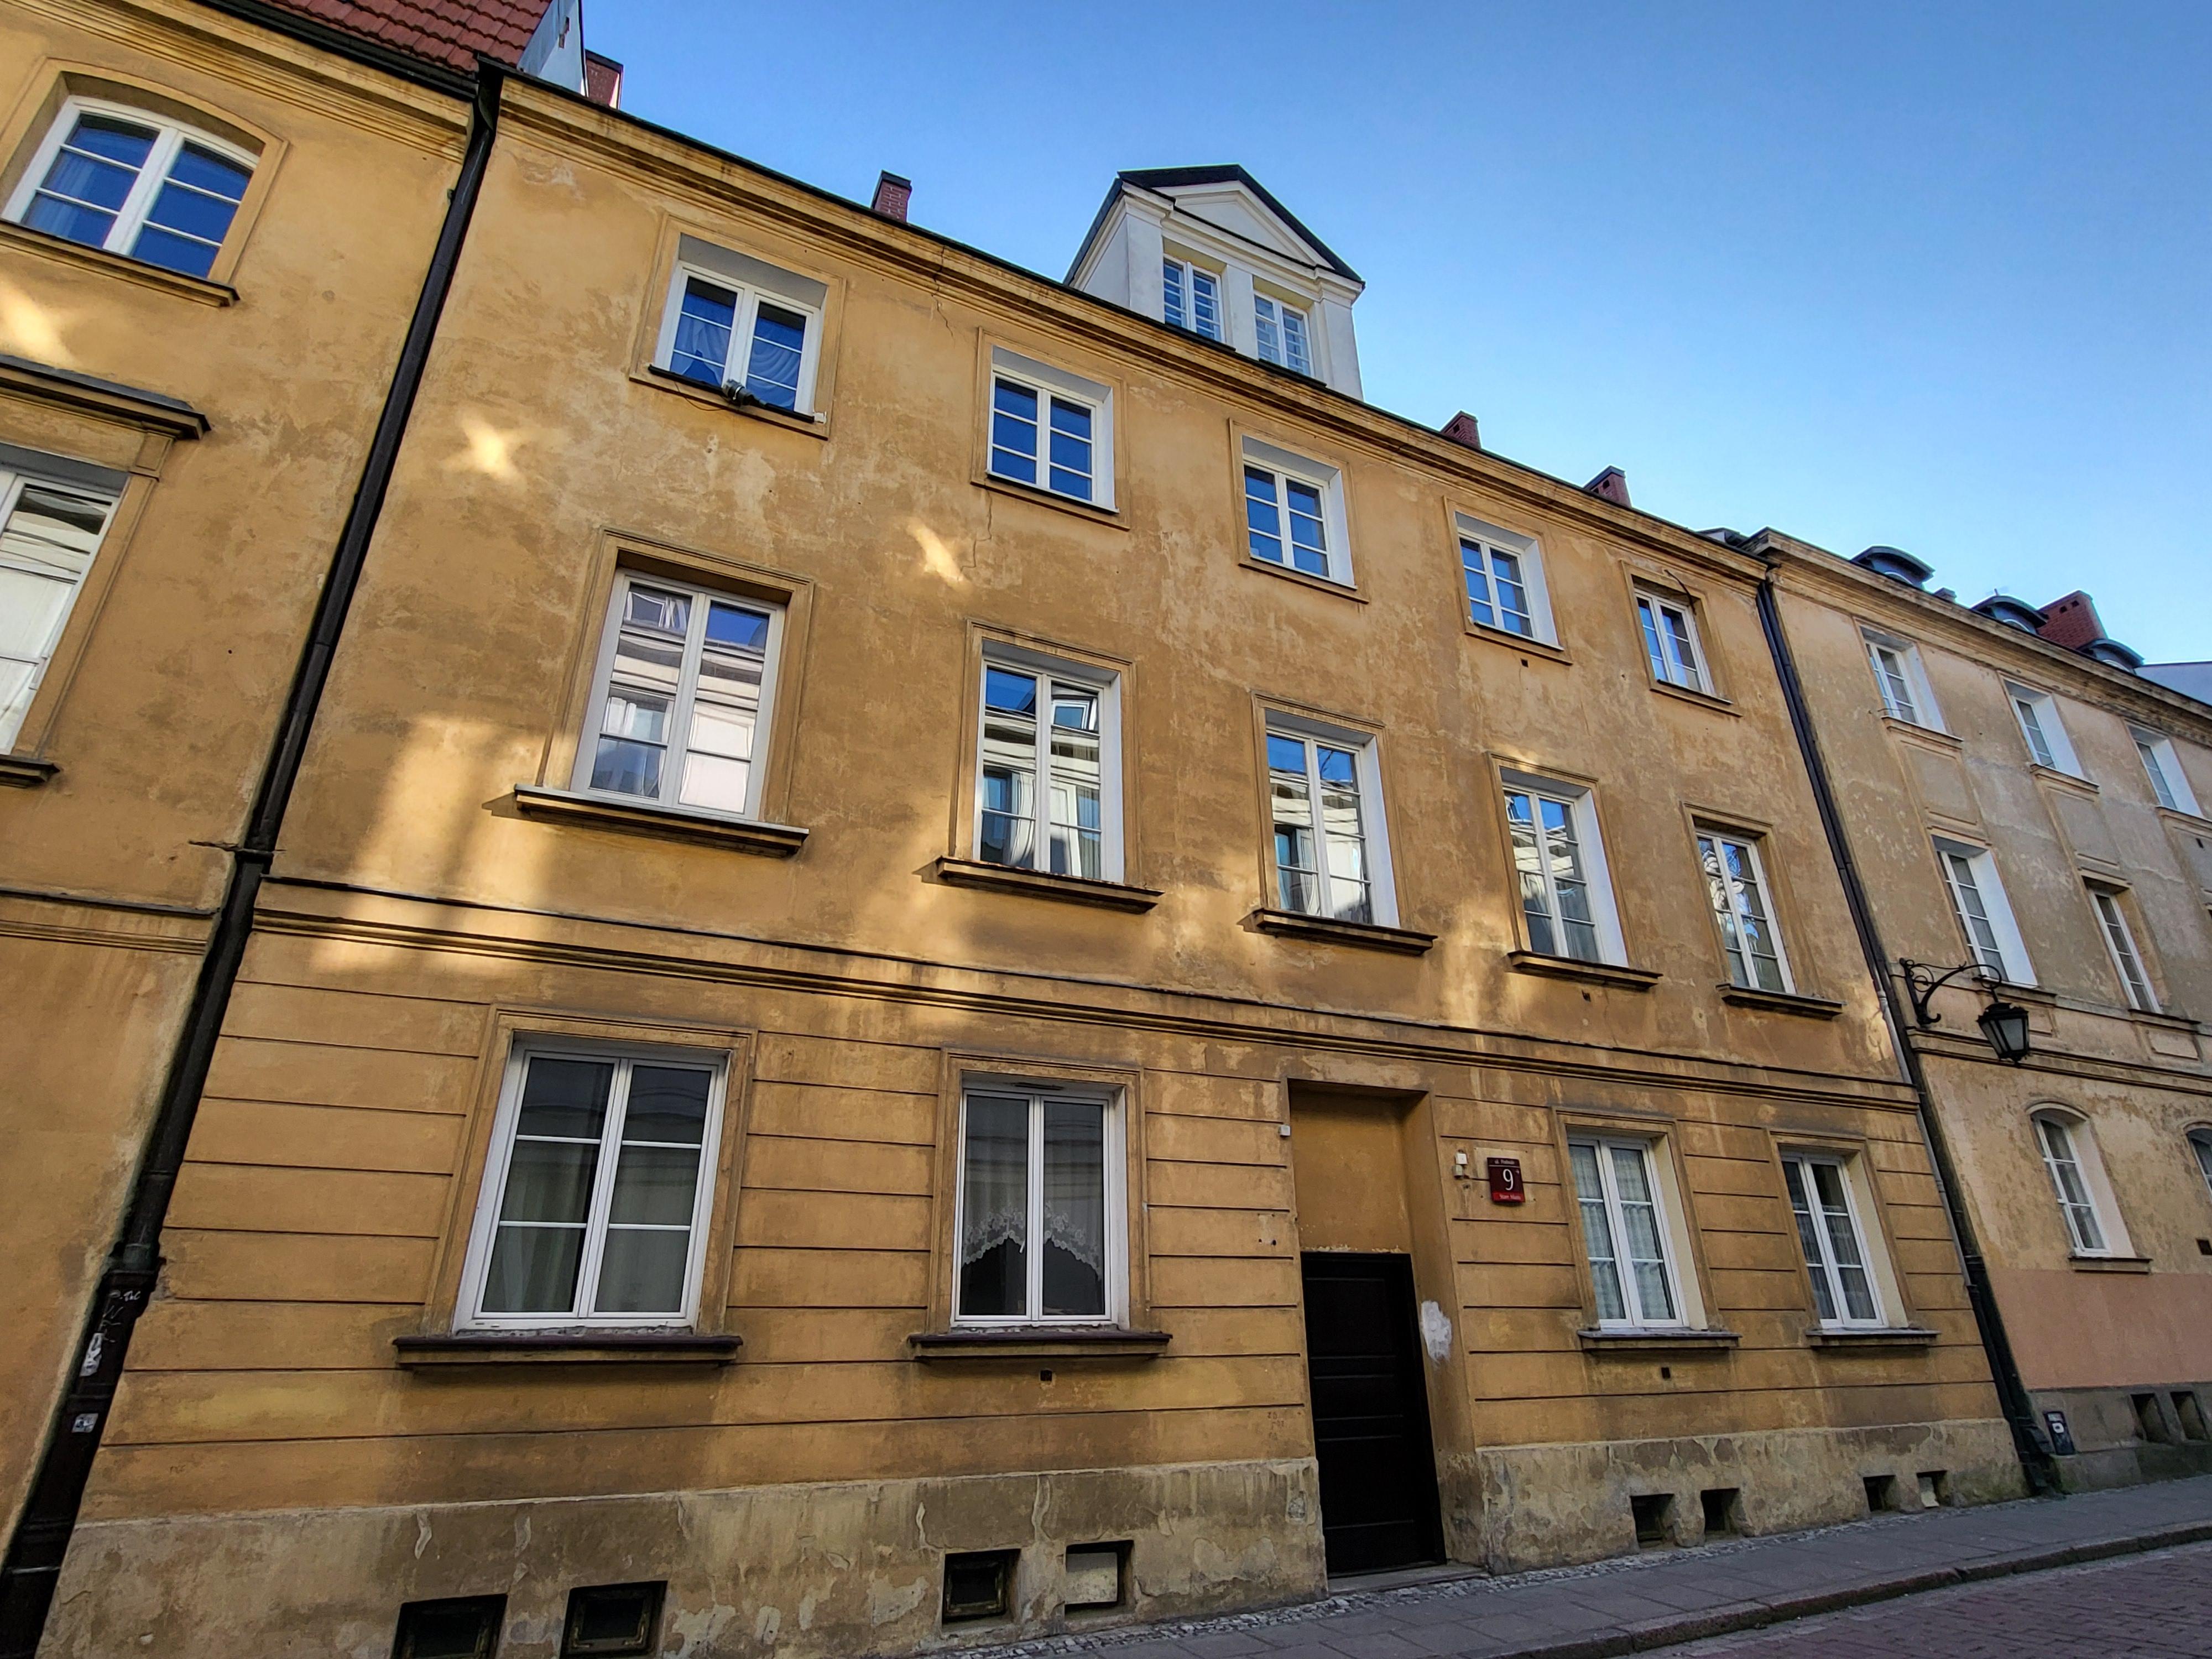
[
  {"x1": 583, "y1": 51, "x2": 623, "y2": 109},
  {"x1": 2036, "y1": 591, "x2": 2104, "y2": 651},
  {"x1": 1439, "y1": 411, "x2": 1481, "y2": 451},
  {"x1": 1583, "y1": 467, "x2": 1630, "y2": 507},
  {"x1": 870, "y1": 171, "x2": 912, "y2": 223}
]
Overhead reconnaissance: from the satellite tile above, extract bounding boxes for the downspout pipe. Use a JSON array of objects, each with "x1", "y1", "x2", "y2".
[
  {"x1": 0, "y1": 65, "x2": 506, "y2": 1657},
  {"x1": 1754, "y1": 556, "x2": 2058, "y2": 1496}
]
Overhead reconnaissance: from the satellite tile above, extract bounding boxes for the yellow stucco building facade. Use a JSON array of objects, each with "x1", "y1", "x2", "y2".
[{"x1": 14, "y1": 4, "x2": 2206, "y2": 1657}]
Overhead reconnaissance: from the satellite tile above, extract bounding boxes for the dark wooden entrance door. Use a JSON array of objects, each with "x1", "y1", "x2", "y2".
[{"x1": 1301, "y1": 1251, "x2": 1444, "y2": 1575}]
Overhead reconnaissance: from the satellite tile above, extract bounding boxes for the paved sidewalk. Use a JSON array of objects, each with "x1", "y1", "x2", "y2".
[{"x1": 980, "y1": 1475, "x2": 2212, "y2": 1659}]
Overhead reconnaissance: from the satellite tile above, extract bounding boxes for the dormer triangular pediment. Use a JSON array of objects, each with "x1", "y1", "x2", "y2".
[{"x1": 1156, "y1": 184, "x2": 1319, "y2": 269}]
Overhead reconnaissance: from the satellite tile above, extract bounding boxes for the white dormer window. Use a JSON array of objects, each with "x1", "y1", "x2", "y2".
[
  {"x1": 1161, "y1": 258, "x2": 1221, "y2": 341},
  {"x1": 1253, "y1": 296, "x2": 1311, "y2": 374}
]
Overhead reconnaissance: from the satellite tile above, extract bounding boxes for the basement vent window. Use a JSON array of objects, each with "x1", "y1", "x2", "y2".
[
  {"x1": 2174, "y1": 1393, "x2": 2209, "y2": 1443},
  {"x1": 393, "y1": 1595, "x2": 506, "y2": 1659},
  {"x1": 1699, "y1": 1487, "x2": 1740, "y2": 1540},
  {"x1": 1630, "y1": 1493, "x2": 1674, "y2": 1548},
  {"x1": 942, "y1": 1550, "x2": 1018, "y2": 1624},
  {"x1": 1065, "y1": 1542, "x2": 1129, "y2": 1611},
  {"x1": 1917, "y1": 1470, "x2": 1950, "y2": 1509},
  {"x1": 1861, "y1": 1474, "x2": 1900, "y2": 1513},
  {"x1": 2133, "y1": 1393, "x2": 2173, "y2": 1444},
  {"x1": 562, "y1": 1581, "x2": 665, "y2": 1657}
]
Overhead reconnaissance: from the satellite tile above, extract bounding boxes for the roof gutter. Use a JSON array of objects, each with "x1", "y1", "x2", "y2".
[
  {"x1": 0, "y1": 61, "x2": 507, "y2": 1659},
  {"x1": 1752, "y1": 557, "x2": 2058, "y2": 1497}
]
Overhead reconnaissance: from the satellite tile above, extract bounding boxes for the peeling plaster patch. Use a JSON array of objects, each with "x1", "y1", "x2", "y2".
[
  {"x1": 670, "y1": 1601, "x2": 738, "y2": 1657},
  {"x1": 753, "y1": 1604, "x2": 781, "y2": 1644},
  {"x1": 796, "y1": 1591, "x2": 818, "y2": 1630},
  {"x1": 412, "y1": 1514, "x2": 431, "y2": 1559},
  {"x1": 1420, "y1": 1300, "x2": 1453, "y2": 1363},
  {"x1": 867, "y1": 1573, "x2": 929, "y2": 1626}
]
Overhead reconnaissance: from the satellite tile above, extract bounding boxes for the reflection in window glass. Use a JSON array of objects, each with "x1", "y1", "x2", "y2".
[
  {"x1": 1268, "y1": 730, "x2": 1371, "y2": 923},
  {"x1": 1698, "y1": 832, "x2": 1788, "y2": 992},
  {"x1": 1505, "y1": 787, "x2": 1600, "y2": 961},
  {"x1": 0, "y1": 474, "x2": 117, "y2": 749}
]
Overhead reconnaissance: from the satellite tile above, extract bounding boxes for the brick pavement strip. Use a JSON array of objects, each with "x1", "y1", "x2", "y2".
[{"x1": 969, "y1": 1476, "x2": 2212, "y2": 1659}]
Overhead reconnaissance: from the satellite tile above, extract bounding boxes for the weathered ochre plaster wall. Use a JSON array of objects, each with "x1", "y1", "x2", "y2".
[{"x1": 0, "y1": 0, "x2": 467, "y2": 1540}]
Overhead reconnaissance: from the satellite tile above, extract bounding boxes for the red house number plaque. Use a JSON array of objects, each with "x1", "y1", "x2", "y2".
[{"x1": 1487, "y1": 1157, "x2": 1526, "y2": 1204}]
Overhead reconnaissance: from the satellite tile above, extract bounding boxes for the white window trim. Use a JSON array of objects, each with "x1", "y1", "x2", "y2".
[
  {"x1": 3, "y1": 95, "x2": 256, "y2": 265},
  {"x1": 1499, "y1": 769, "x2": 1626, "y2": 964},
  {"x1": 1160, "y1": 254, "x2": 1223, "y2": 341},
  {"x1": 985, "y1": 348, "x2": 1114, "y2": 509},
  {"x1": 1571, "y1": 1135, "x2": 1691, "y2": 1330},
  {"x1": 2132, "y1": 727, "x2": 2202, "y2": 816},
  {"x1": 571, "y1": 570, "x2": 786, "y2": 824},
  {"x1": 1781, "y1": 1152, "x2": 1888, "y2": 1330},
  {"x1": 2031, "y1": 1109, "x2": 2129, "y2": 1259},
  {"x1": 1634, "y1": 588, "x2": 1710, "y2": 693},
  {"x1": 1251, "y1": 291, "x2": 1314, "y2": 375},
  {"x1": 973, "y1": 643, "x2": 1125, "y2": 883},
  {"x1": 1242, "y1": 438, "x2": 1352, "y2": 586},
  {"x1": 0, "y1": 460, "x2": 121, "y2": 752},
  {"x1": 1696, "y1": 827, "x2": 1796, "y2": 994},
  {"x1": 1458, "y1": 514, "x2": 1556, "y2": 645},
  {"x1": 1263, "y1": 710, "x2": 1399, "y2": 927},
  {"x1": 652, "y1": 257, "x2": 824, "y2": 414},
  {"x1": 1933, "y1": 838, "x2": 2035, "y2": 987},
  {"x1": 1861, "y1": 629, "x2": 1944, "y2": 731},
  {"x1": 2088, "y1": 885, "x2": 2158, "y2": 1014},
  {"x1": 2005, "y1": 683, "x2": 2082, "y2": 776},
  {"x1": 2189, "y1": 1128, "x2": 2212, "y2": 1204},
  {"x1": 456, "y1": 1037, "x2": 731, "y2": 1331},
  {"x1": 951, "y1": 1081, "x2": 1127, "y2": 1328}
]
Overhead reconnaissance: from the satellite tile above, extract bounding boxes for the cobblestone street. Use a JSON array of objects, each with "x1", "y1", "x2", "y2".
[{"x1": 1652, "y1": 1541, "x2": 2212, "y2": 1657}]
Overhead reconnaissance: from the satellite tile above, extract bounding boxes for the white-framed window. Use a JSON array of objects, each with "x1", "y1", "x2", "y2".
[
  {"x1": 1501, "y1": 773, "x2": 1625, "y2": 964},
  {"x1": 5, "y1": 96, "x2": 254, "y2": 280},
  {"x1": 1161, "y1": 256, "x2": 1222, "y2": 340},
  {"x1": 1781, "y1": 1154, "x2": 1884, "y2": 1328},
  {"x1": 2006, "y1": 684, "x2": 2080, "y2": 775},
  {"x1": 1696, "y1": 828, "x2": 1792, "y2": 993},
  {"x1": 2189, "y1": 1128, "x2": 2212, "y2": 1203},
  {"x1": 1265, "y1": 716, "x2": 1396, "y2": 926},
  {"x1": 1570, "y1": 1137, "x2": 1683, "y2": 1328},
  {"x1": 2032, "y1": 1110, "x2": 2116, "y2": 1257},
  {"x1": 1253, "y1": 294, "x2": 1312, "y2": 374},
  {"x1": 458, "y1": 1040, "x2": 729, "y2": 1328},
  {"x1": 987, "y1": 349, "x2": 1113, "y2": 508},
  {"x1": 2089, "y1": 885, "x2": 2157, "y2": 1013},
  {"x1": 573, "y1": 571, "x2": 784, "y2": 821},
  {"x1": 1243, "y1": 439, "x2": 1351, "y2": 585},
  {"x1": 1862, "y1": 629, "x2": 1943, "y2": 729},
  {"x1": 954, "y1": 1084, "x2": 1124, "y2": 1326},
  {"x1": 0, "y1": 461, "x2": 119, "y2": 750},
  {"x1": 1635, "y1": 589, "x2": 1709, "y2": 693},
  {"x1": 2132, "y1": 727, "x2": 2201, "y2": 816},
  {"x1": 1459, "y1": 517, "x2": 1553, "y2": 643},
  {"x1": 975, "y1": 648, "x2": 1122, "y2": 883},
  {"x1": 1934, "y1": 838, "x2": 2034, "y2": 986},
  {"x1": 653, "y1": 237, "x2": 826, "y2": 413}
]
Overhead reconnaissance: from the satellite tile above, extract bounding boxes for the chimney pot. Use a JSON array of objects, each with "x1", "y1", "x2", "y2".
[
  {"x1": 1583, "y1": 467, "x2": 1630, "y2": 507},
  {"x1": 871, "y1": 171, "x2": 912, "y2": 222},
  {"x1": 1439, "y1": 411, "x2": 1481, "y2": 451}
]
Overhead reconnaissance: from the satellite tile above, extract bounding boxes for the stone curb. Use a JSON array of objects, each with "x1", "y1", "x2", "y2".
[{"x1": 1461, "y1": 1519, "x2": 2212, "y2": 1658}]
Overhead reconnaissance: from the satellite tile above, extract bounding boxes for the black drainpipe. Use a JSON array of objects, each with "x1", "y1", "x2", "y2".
[
  {"x1": 0, "y1": 66, "x2": 505, "y2": 1657},
  {"x1": 1754, "y1": 559, "x2": 2057, "y2": 1496}
]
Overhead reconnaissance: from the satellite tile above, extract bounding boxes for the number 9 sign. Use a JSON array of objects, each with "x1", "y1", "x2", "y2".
[{"x1": 1487, "y1": 1157, "x2": 1526, "y2": 1204}]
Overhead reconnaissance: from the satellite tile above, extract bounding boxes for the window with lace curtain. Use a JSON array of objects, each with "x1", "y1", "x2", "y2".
[{"x1": 954, "y1": 1087, "x2": 1124, "y2": 1326}]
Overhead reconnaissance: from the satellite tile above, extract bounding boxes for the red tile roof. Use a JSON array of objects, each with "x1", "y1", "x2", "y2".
[{"x1": 258, "y1": 0, "x2": 553, "y2": 74}]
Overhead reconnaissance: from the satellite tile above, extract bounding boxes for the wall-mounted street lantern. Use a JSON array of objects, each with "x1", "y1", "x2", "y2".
[{"x1": 1900, "y1": 959, "x2": 2032, "y2": 1063}]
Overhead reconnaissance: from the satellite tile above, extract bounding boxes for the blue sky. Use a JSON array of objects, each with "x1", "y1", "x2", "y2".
[{"x1": 589, "y1": 2, "x2": 2210, "y2": 662}]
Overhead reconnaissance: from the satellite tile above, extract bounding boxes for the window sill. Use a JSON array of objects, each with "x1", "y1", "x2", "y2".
[
  {"x1": 1465, "y1": 622, "x2": 1569, "y2": 663},
  {"x1": 512, "y1": 785, "x2": 807, "y2": 857},
  {"x1": 1649, "y1": 680, "x2": 1736, "y2": 716},
  {"x1": 394, "y1": 1331, "x2": 742, "y2": 1367},
  {"x1": 1880, "y1": 716, "x2": 1960, "y2": 750},
  {"x1": 636, "y1": 365, "x2": 827, "y2": 436},
  {"x1": 975, "y1": 469, "x2": 1124, "y2": 528},
  {"x1": 1804, "y1": 1326, "x2": 1940, "y2": 1350},
  {"x1": 2028, "y1": 764, "x2": 2097, "y2": 796},
  {"x1": 0, "y1": 220, "x2": 237, "y2": 306},
  {"x1": 2157, "y1": 806, "x2": 2212, "y2": 835},
  {"x1": 1577, "y1": 1328, "x2": 1740, "y2": 1354},
  {"x1": 0, "y1": 753, "x2": 58, "y2": 789},
  {"x1": 1719, "y1": 984, "x2": 1844, "y2": 1019},
  {"x1": 1507, "y1": 952, "x2": 1660, "y2": 991},
  {"x1": 932, "y1": 857, "x2": 1160, "y2": 913},
  {"x1": 1239, "y1": 556, "x2": 1365, "y2": 603},
  {"x1": 910, "y1": 1327, "x2": 1170, "y2": 1361},
  {"x1": 2069, "y1": 1254, "x2": 2152, "y2": 1274},
  {"x1": 1248, "y1": 908, "x2": 1435, "y2": 955}
]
